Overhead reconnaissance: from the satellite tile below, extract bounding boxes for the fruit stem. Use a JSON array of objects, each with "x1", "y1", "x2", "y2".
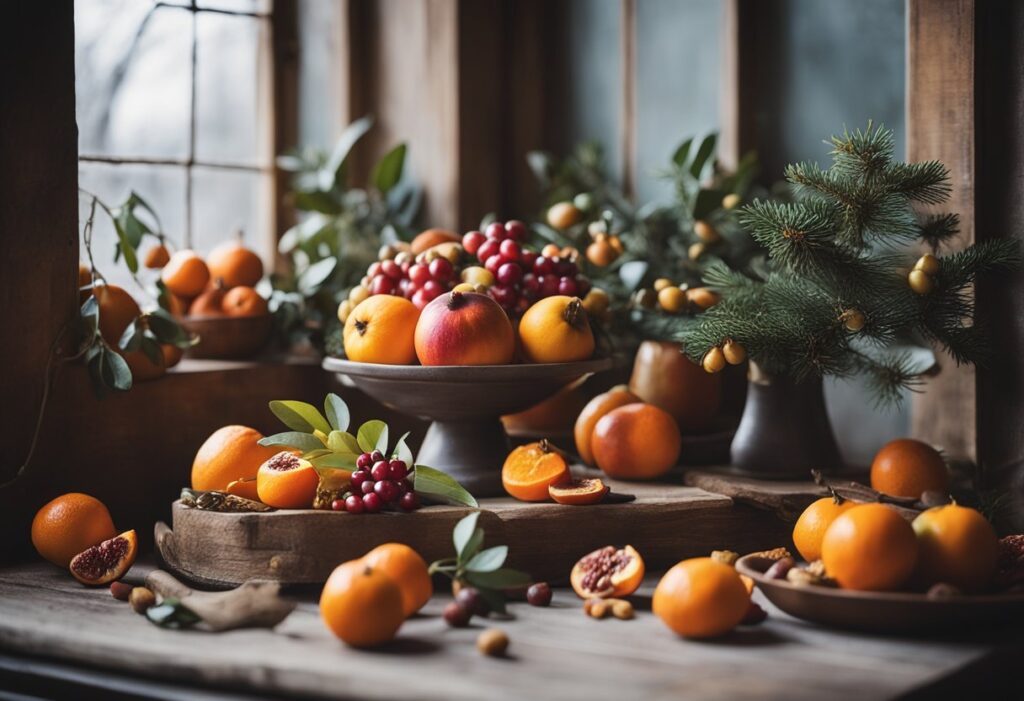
[
  {"x1": 354, "y1": 319, "x2": 368, "y2": 337},
  {"x1": 446, "y1": 290, "x2": 465, "y2": 310},
  {"x1": 563, "y1": 297, "x2": 585, "y2": 328},
  {"x1": 811, "y1": 469, "x2": 844, "y2": 504}
]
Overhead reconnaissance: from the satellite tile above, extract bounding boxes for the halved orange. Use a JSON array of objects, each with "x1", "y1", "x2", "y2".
[{"x1": 501, "y1": 441, "x2": 571, "y2": 502}]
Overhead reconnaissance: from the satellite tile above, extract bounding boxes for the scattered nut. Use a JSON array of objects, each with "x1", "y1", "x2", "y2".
[
  {"x1": 477, "y1": 628, "x2": 509, "y2": 657},
  {"x1": 805, "y1": 560, "x2": 828, "y2": 578},
  {"x1": 129, "y1": 586, "x2": 157, "y2": 614},
  {"x1": 764, "y1": 557, "x2": 796, "y2": 580},
  {"x1": 584, "y1": 598, "x2": 612, "y2": 619},
  {"x1": 753, "y1": 547, "x2": 792, "y2": 561},
  {"x1": 786, "y1": 566, "x2": 831, "y2": 587},
  {"x1": 740, "y1": 602, "x2": 768, "y2": 625},
  {"x1": 611, "y1": 600, "x2": 634, "y2": 620},
  {"x1": 710, "y1": 550, "x2": 740, "y2": 566},
  {"x1": 110, "y1": 581, "x2": 133, "y2": 601}
]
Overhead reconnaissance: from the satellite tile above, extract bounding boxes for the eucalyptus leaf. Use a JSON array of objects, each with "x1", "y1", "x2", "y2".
[
  {"x1": 672, "y1": 137, "x2": 694, "y2": 168},
  {"x1": 465, "y1": 545, "x2": 507, "y2": 573},
  {"x1": 258, "y1": 431, "x2": 325, "y2": 453},
  {"x1": 689, "y1": 133, "x2": 717, "y2": 180},
  {"x1": 147, "y1": 308, "x2": 189, "y2": 345},
  {"x1": 102, "y1": 348, "x2": 133, "y2": 391},
  {"x1": 298, "y1": 256, "x2": 337, "y2": 296},
  {"x1": 269, "y1": 400, "x2": 332, "y2": 435},
  {"x1": 139, "y1": 334, "x2": 163, "y2": 366},
  {"x1": 371, "y1": 143, "x2": 407, "y2": 194},
  {"x1": 356, "y1": 420, "x2": 388, "y2": 454},
  {"x1": 453, "y1": 511, "x2": 480, "y2": 557},
  {"x1": 310, "y1": 453, "x2": 359, "y2": 470},
  {"x1": 324, "y1": 393, "x2": 350, "y2": 432},
  {"x1": 461, "y1": 527, "x2": 484, "y2": 563},
  {"x1": 323, "y1": 114, "x2": 374, "y2": 189},
  {"x1": 112, "y1": 218, "x2": 139, "y2": 273},
  {"x1": 464, "y1": 567, "x2": 531, "y2": 590},
  {"x1": 392, "y1": 431, "x2": 413, "y2": 465},
  {"x1": 119, "y1": 319, "x2": 142, "y2": 352},
  {"x1": 413, "y1": 465, "x2": 477, "y2": 507},
  {"x1": 327, "y1": 430, "x2": 360, "y2": 454}
]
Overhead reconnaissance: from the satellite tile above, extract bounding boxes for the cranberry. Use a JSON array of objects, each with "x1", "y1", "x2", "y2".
[
  {"x1": 344, "y1": 495, "x2": 365, "y2": 514},
  {"x1": 477, "y1": 239, "x2": 500, "y2": 263},
  {"x1": 484, "y1": 254, "x2": 504, "y2": 275},
  {"x1": 409, "y1": 263, "x2": 431, "y2": 285},
  {"x1": 455, "y1": 586, "x2": 488, "y2": 616},
  {"x1": 367, "y1": 262, "x2": 382, "y2": 278},
  {"x1": 400, "y1": 260, "x2": 411, "y2": 275},
  {"x1": 540, "y1": 275, "x2": 560, "y2": 296},
  {"x1": 375, "y1": 480, "x2": 400, "y2": 503},
  {"x1": 388, "y1": 459, "x2": 408, "y2": 481},
  {"x1": 575, "y1": 276, "x2": 591, "y2": 297},
  {"x1": 557, "y1": 259, "x2": 578, "y2": 277},
  {"x1": 399, "y1": 491, "x2": 420, "y2": 511},
  {"x1": 397, "y1": 279, "x2": 412, "y2": 297},
  {"x1": 331, "y1": 498, "x2": 346, "y2": 512},
  {"x1": 362, "y1": 492, "x2": 382, "y2": 513},
  {"x1": 505, "y1": 220, "x2": 527, "y2": 241},
  {"x1": 356, "y1": 453, "x2": 373, "y2": 470},
  {"x1": 497, "y1": 262, "x2": 523, "y2": 286},
  {"x1": 361, "y1": 480, "x2": 376, "y2": 495},
  {"x1": 351, "y1": 471, "x2": 369, "y2": 489},
  {"x1": 557, "y1": 276, "x2": 578, "y2": 296},
  {"x1": 490, "y1": 284, "x2": 517, "y2": 308},
  {"x1": 443, "y1": 601, "x2": 472, "y2": 628},
  {"x1": 462, "y1": 230, "x2": 485, "y2": 254},
  {"x1": 526, "y1": 582, "x2": 552, "y2": 607},
  {"x1": 520, "y1": 250, "x2": 538, "y2": 269},
  {"x1": 533, "y1": 256, "x2": 555, "y2": 276},
  {"x1": 411, "y1": 289, "x2": 431, "y2": 309},
  {"x1": 370, "y1": 275, "x2": 395, "y2": 295},
  {"x1": 380, "y1": 260, "x2": 402, "y2": 280},
  {"x1": 401, "y1": 478, "x2": 414, "y2": 493},
  {"x1": 371, "y1": 460, "x2": 390, "y2": 481},
  {"x1": 522, "y1": 273, "x2": 540, "y2": 296},
  {"x1": 498, "y1": 239, "x2": 521, "y2": 261},
  {"x1": 421, "y1": 280, "x2": 445, "y2": 300},
  {"x1": 485, "y1": 222, "x2": 507, "y2": 241},
  {"x1": 370, "y1": 450, "x2": 384, "y2": 462}
]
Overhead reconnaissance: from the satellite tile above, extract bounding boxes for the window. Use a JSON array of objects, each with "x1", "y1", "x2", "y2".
[{"x1": 75, "y1": 0, "x2": 275, "y2": 290}]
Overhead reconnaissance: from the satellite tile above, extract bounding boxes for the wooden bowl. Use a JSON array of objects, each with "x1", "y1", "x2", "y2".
[
  {"x1": 736, "y1": 554, "x2": 1024, "y2": 633},
  {"x1": 322, "y1": 356, "x2": 613, "y2": 497},
  {"x1": 181, "y1": 314, "x2": 272, "y2": 359}
]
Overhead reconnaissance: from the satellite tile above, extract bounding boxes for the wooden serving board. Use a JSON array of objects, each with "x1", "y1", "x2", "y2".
[{"x1": 161, "y1": 477, "x2": 791, "y2": 587}]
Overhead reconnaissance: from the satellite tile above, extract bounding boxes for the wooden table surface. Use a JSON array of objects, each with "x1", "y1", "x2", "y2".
[{"x1": 0, "y1": 562, "x2": 1020, "y2": 700}]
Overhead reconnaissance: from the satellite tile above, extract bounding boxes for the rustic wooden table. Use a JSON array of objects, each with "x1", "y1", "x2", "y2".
[{"x1": 0, "y1": 562, "x2": 1020, "y2": 700}]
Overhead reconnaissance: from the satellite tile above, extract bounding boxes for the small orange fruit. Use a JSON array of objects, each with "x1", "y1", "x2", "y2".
[
  {"x1": 187, "y1": 282, "x2": 227, "y2": 317},
  {"x1": 92, "y1": 284, "x2": 141, "y2": 347},
  {"x1": 792, "y1": 496, "x2": 857, "y2": 563},
  {"x1": 653, "y1": 557, "x2": 750, "y2": 638},
  {"x1": 518, "y1": 295, "x2": 595, "y2": 364},
  {"x1": 586, "y1": 240, "x2": 618, "y2": 267},
  {"x1": 78, "y1": 263, "x2": 92, "y2": 303},
  {"x1": 31, "y1": 493, "x2": 118, "y2": 568},
  {"x1": 912, "y1": 504, "x2": 999, "y2": 592},
  {"x1": 345, "y1": 295, "x2": 420, "y2": 365},
  {"x1": 548, "y1": 478, "x2": 608, "y2": 505},
  {"x1": 161, "y1": 343, "x2": 183, "y2": 369},
  {"x1": 256, "y1": 452, "x2": 319, "y2": 509},
  {"x1": 591, "y1": 403, "x2": 681, "y2": 480},
  {"x1": 570, "y1": 545, "x2": 645, "y2": 599},
  {"x1": 207, "y1": 240, "x2": 264, "y2": 288},
  {"x1": 547, "y1": 202, "x2": 583, "y2": 230},
  {"x1": 501, "y1": 440, "x2": 571, "y2": 502},
  {"x1": 573, "y1": 385, "x2": 641, "y2": 466},
  {"x1": 225, "y1": 477, "x2": 260, "y2": 501},
  {"x1": 143, "y1": 244, "x2": 171, "y2": 269},
  {"x1": 821, "y1": 503, "x2": 918, "y2": 591},
  {"x1": 361, "y1": 543, "x2": 433, "y2": 617},
  {"x1": 161, "y1": 249, "x2": 210, "y2": 299},
  {"x1": 222, "y1": 286, "x2": 269, "y2": 318},
  {"x1": 870, "y1": 438, "x2": 949, "y2": 498},
  {"x1": 320, "y1": 559, "x2": 405, "y2": 648},
  {"x1": 411, "y1": 228, "x2": 460, "y2": 254},
  {"x1": 124, "y1": 348, "x2": 166, "y2": 381},
  {"x1": 191, "y1": 425, "x2": 280, "y2": 494}
]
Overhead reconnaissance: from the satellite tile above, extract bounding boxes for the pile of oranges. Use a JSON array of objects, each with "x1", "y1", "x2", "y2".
[{"x1": 155, "y1": 240, "x2": 268, "y2": 320}]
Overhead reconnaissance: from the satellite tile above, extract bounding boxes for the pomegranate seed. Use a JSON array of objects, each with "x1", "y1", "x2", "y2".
[
  {"x1": 351, "y1": 471, "x2": 369, "y2": 489},
  {"x1": 477, "y1": 239, "x2": 500, "y2": 264},
  {"x1": 400, "y1": 491, "x2": 420, "y2": 511},
  {"x1": 356, "y1": 453, "x2": 373, "y2": 470},
  {"x1": 388, "y1": 460, "x2": 408, "y2": 480},
  {"x1": 558, "y1": 277, "x2": 578, "y2": 296},
  {"x1": 505, "y1": 220, "x2": 527, "y2": 241},
  {"x1": 380, "y1": 260, "x2": 402, "y2": 280},
  {"x1": 429, "y1": 257, "x2": 454, "y2": 282},
  {"x1": 409, "y1": 263, "x2": 431, "y2": 285},
  {"x1": 344, "y1": 495, "x2": 365, "y2": 514},
  {"x1": 361, "y1": 480, "x2": 376, "y2": 495},
  {"x1": 362, "y1": 492, "x2": 382, "y2": 513},
  {"x1": 331, "y1": 498, "x2": 346, "y2": 512},
  {"x1": 375, "y1": 480, "x2": 400, "y2": 503},
  {"x1": 371, "y1": 275, "x2": 395, "y2": 295},
  {"x1": 533, "y1": 256, "x2": 555, "y2": 276},
  {"x1": 499, "y1": 239, "x2": 521, "y2": 261},
  {"x1": 421, "y1": 280, "x2": 445, "y2": 300},
  {"x1": 462, "y1": 230, "x2": 485, "y2": 254},
  {"x1": 497, "y1": 262, "x2": 523, "y2": 286},
  {"x1": 371, "y1": 461, "x2": 390, "y2": 481},
  {"x1": 485, "y1": 222, "x2": 507, "y2": 241}
]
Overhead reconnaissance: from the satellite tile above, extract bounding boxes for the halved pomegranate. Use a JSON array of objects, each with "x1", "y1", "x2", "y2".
[
  {"x1": 549, "y1": 478, "x2": 609, "y2": 505},
  {"x1": 69, "y1": 530, "x2": 137, "y2": 585},
  {"x1": 570, "y1": 544, "x2": 644, "y2": 599}
]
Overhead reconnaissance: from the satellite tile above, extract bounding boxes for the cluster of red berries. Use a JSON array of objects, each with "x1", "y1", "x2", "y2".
[
  {"x1": 462, "y1": 221, "x2": 592, "y2": 314},
  {"x1": 330, "y1": 450, "x2": 420, "y2": 514},
  {"x1": 443, "y1": 581, "x2": 553, "y2": 627},
  {"x1": 366, "y1": 255, "x2": 456, "y2": 310}
]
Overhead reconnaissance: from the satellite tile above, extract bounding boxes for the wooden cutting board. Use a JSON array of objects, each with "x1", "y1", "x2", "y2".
[{"x1": 160, "y1": 477, "x2": 791, "y2": 587}]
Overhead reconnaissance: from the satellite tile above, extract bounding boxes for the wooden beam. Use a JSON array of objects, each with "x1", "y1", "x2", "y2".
[
  {"x1": 619, "y1": 0, "x2": 636, "y2": 198},
  {"x1": 271, "y1": 0, "x2": 299, "y2": 270},
  {"x1": 718, "y1": 0, "x2": 758, "y2": 170}
]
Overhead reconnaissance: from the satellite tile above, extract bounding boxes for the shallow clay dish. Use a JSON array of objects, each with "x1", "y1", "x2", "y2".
[
  {"x1": 736, "y1": 553, "x2": 1024, "y2": 634},
  {"x1": 323, "y1": 356, "x2": 612, "y2": 497},
  {"x1": 182, "y1": 314, "x2": 272, "y2": 359}
]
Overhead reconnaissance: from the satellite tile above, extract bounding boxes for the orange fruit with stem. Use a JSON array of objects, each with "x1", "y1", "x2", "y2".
[
  {"x1": 191, "y1": 425, "x2": 280, "y2": 495},
  {"x1": 573, "y1": 385, "x2": 641, "y2": 465},
  {"x1": 92, "y1": 284, "x2": 140, "y2": 347},
  {"x1": 361, "y1": 543, "x2": 433, "y2": 617},
  {"x1": 320, "y1": 559, "x2": 405, "y2": 648},
  {"x1": 161, "y1": 249, "x2": 210, "y2": 299},
  {"x1": 345, "y1": 295, "x2": 421, "y2": 365},
  {"x1": 518, "y1": 295, "x2": 594, "y2": 363},
  {"x1": 222, "y1": 286, "x2": 269, "y2": 317},
  {"x1": 870, "y1": 438, "x2": 949, "y2": 498},
  {"x1": 143, "y1": 243, "x2": 170, "y2": 269},
  {"x1": 31, "y1": 493, "x2": 118, "y2": 568},
  {"x1": 653, "y1": 557, "x2": 750, "y2": 638},
  {"x1": 256, "y1": 452, "x2": 319, "y2": 508},
  {"x1": 912, "y1": 503, "x2": 999, "y2": 592},
  {"x1": 188, "y1": 282, "x2": 227, "y2": 317},
  {"x1": 207, "y1": 239, "x2": 263, "y2": 288},
  {"x1": 570, "y1": 545, "x2": 645, "y2": 598},
  {"x1": 821, "y1": 503, "x2": 918, "y2": 591},
  {"x1": 792, "y1": 494, "x2": 857, "y2": 562},
  {"x1": 591, "y1": 403, "x2": 681, "y2": 480},
  {"x1": 501, "y1": 440, "x2": 571, "y2": 501}
]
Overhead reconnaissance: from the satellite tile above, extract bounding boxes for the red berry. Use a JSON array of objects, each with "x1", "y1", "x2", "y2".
[
  {"x1": 380, "y1": 260, "x2": 402, "y2": 280},
  {"x1": 371, "y1": 461, "x2": 390, "y2": 481},
  {"x1": 395, "y1": 479, "x2": 411, "y2": 495},
  {"x1": 455, "y1": 586, "x2": 488, "y2": 616},
  {"x1": 485, "y1": 222, "x2": 507, "y2": 241},
  {"x1": 485, "y1": 254, "x2": 504, "y2": 275},
  {"x1": 497, "y1": 262, "x2": 523, "y2": 286},
  {"x1": 374, "y1": 480, "x2": 400, "y2": 503},
  {"x1": 370, "y1": 450, "x2": 384, "y2": 462},
  {"x1": 533, "y1": 256, "x2": 555, "y2": 276},
  {"x1": 412, "y1": 289, "x2": 431, "y2": 309},
  {"x1": 351, "y1": 471, "x2": 369, "y2": 489},
  {"x1": 575, "y1": 276, "x2": 591, "y2": 297},
  {"x1": 409, "y1": 263, "x2": 431, "y2": 285},
  {"x1": 388, "y1": 459, "x2": 408, "y2": 481},
  {"x1": 367, "y1": 262, "x2": 382, "y2": 278},
  {"x1": 397, "y1": 279, "x2": 413, "y2": 297},
  {"x1": 370, "y1": 275, "x2": 395, "y2": 295},
  {"x1": 540, "y1": 275, "x2": 560, "y2": 296},
  {"x1": 557, "y1": 259, "x2": 578, "y2": 277},
  {"x1": 462, "y1": 230, "x2": 485, "y2": 254},
  {"x1": 490, "y1": 284, "x2": 517, "y2": 308},
  {"x1": 400, "y1": 260, "x2": 411, "y2": 274},
  {"x1": 399, "y1": 491, "x2": 420, "y2": 511},
  {"x1": 421, "y1": 280, "x2": 445, "y2": 300},
  {"x1": 361, "y1": 480, "x2": 376, "y2": 495},
  {"x1": 331, "y1": 498, "x2": 346, "y2": 512},
  {"x1": 345, "y1": 495, "x2": 365, "y2": 514},
  {"x1": 520, "y1": 250, "x2": 538, "y2": 269},
  {"x1": 505, "y1": 220, "x2": 527, "y2": 241},
  {"x1": 498, "y1": 239, "x2": 521, "y2": 261},
  {"x1": 527, "y1": 582, "x2": 552, "y2": 606},
  {"x1": 523, "y1": 273, "x2": 540, "y2": 296},
  {"x1": 558, "y1": 276, "x2": 578, "y2": 296},
  {"x1": 428, "y1": 257, "x2": 454, "y2": 282},
  {"x1": 356, "y1": 453, "x2": 373, "y2": 470},
  {"x1": 443, "y1": 601, "x2": 472, "y2": 627},
  {"x1": 362, "y1": 492, "x2": 382, "y2": 513},
  {"x1": 477, "y1": 239, "x2": 500, "y2": 263}
]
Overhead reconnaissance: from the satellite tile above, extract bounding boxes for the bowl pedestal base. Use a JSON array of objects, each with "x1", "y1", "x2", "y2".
[{"x1": 417, "y1": 419, "x2": 509, "y2": 497}]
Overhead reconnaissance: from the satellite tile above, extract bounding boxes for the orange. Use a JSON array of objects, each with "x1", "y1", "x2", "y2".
[
  {"x1": 256, "y1": 453, "x2": 319, "y2": 509},
  {"x1": 190, "y1": 425, "x2": 280, "y2": 494},
  {"x1": 161, "y1": 343, "x2": 183, "y2": 369},
  {"x1": 821, "y1": 503, "x2": 918, "y2": 591},
  {"x1": 502, "y1": 378, "x2": 589, "y2": 435},
  {"x1": 161, "y1": 249, "x2": 210, "y2": 299},
  {"x1": 501, "y1": 441, "x2": 571, "y2": 502},
  {"x1": 792, "y1": 496, "x2": 857, "y2": 562},
  {"x1": 78, "y1": 263, "x2": 92, "y2": 303},
  {"x1": 143, "y1": 244, "x2": 170, "y2": 269},
  {"x1": 207, "y1": 241, "x2": 263, "y2": 289},
  {"x1": 344, "y1": 295, "x2": 420, "y2": 364},
  {"x1": 92, "y1": 284, "x2": 141, "y2": 347},
  {"x1": 570, "y1": 545, "x2": 645, "y2": 598},
  {"x1": 410, "y1": 228, "x2": 459, "y2": 254},
  {"x1": 124, "y1": 348, "x2": 166, "y2": 381},
  {"x1": 573, "y1": 385, "x2": 641, "y2": 465},
  {"x1": 361, "y1": 543, "x2": 433, "y2": 617},
  {"x1": 31, "y1": 493, "x2": 118, "y2": 568},
  {"x1": 591, "y1": 403, "x2": 681, "y2": 480},
  {"x1": 222, "y1": 286, "x2": 269, "y2": 318},
  {"x1": 187, "y1": 283, "x2": 227, "y2": 317},
  {"x1": 653, "y1": 557, "x2": 750, "y2": 638},
  {"x1": 912, "y1": 504, "x2": 999, "y2": 592},
  {"x1": 518, "y1": 295, "x2": 594, "y2": 363},
  {"x1": 320, "y1": 559, "x2": 405, "y2": 647},
  {"x1": 870, "y1": 438, "x2": 949, "y2": 498}
]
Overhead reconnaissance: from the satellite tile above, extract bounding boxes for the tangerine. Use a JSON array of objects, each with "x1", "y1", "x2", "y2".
[
  {"x1": 591, "y1": 403, "x2": 681, "y2": 480},
  {"x1": 187, "y1": 283, "x2": 227, "y2": 317},
  {"x1": 143, "y1": 244, "x2": 171, "y2": 269},
  {"x1": 320, "y1": 559, "x2": 405, "y2": 648},
  {"x1": 124, "y1": 348, "x2": 166, "y2": 381},
  {"x1": 31, "y1": 493, "x2": 118, "y2": 568},
  {"x1": 256, "y1": 452, "x2": 319, "y2": 509},
  {"x1": 361, "y1": 543, "x2": 433, "y2": 617},
  {"x1": 820, "y1": 503, "x2": 918, "y2": 591},
  {"x1": 207, "y1": 240, "x2": 263, "y2": 288},
  {"x1": 573, "y1": 385, "x2": 641, "y2": 466},
  {"x1": 518, "y1": 295, "x2": 595, "y2": 364},
  {"x1": 652, "y1": 557, "x2": 750, "y2": 638},
  {"x1": 912, "y1": 504, "x2": 999, "y2": 592},
  {"x1": 345, "y1": 295, "x2": 420, "y2": 365},
  {"x1": 792, "y1": 496, "x2": 857, "y2": 563},
  {"x1": 870, "y1": 438, "x2": 949, "y2": 498},
  {"x1": 222, "y1": 286, "x2": 269, "y2": 317},
  {"x1": 190, "y1": 425, "x2": 279, "y2": 494},
  {"x1": 501, "y1": 441, "x2": 571, "y2": 502},
  {"x1": 161, "y1": 250, "x2": 210, "y2": 299},
  {"x1": 92, "y1": 284, "x2": 141, "y2": 347}
]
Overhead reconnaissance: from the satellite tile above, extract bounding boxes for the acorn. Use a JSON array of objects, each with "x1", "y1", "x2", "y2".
[
  {"x1": 702, "y1": 347, "x2": 727, "y2": 373},
  {"x1": 722, "y1": 340, "x2": 747, "y2": 365},
  {"x1": 908, "y1": 269, "x2": 934, "y2": 295}
]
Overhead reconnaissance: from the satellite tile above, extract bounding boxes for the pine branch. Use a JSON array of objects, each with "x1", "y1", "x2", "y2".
[
  {"x1": 852, "y1": 350, "x2": 925, "y2": 408},
  {"x1": 917, "y1": 213, "x2": 961, "y2": 248},
  {"x1": 828, "y1": 122, "x2": 894, "y2": 179},
  {"x1": 884, "y1": 161, "x2": 951, "y2": 205},
  {"x1": 937, "y1": 238, "x2": 1021, "y2": 290}
]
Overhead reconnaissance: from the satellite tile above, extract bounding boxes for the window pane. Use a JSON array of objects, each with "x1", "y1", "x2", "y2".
[
  {"x1": 197, "y1": 0, "x2": 272, "y2": 14},
  {"x1": 79, "y1": 162, "x2": 187, "y2": 294},
  {"x1": 194, "y1": 13, "x2": 272, "y2": 166},
  {"x1": 75, "y1": 2, "x2": 192, "y2": 159},
  {"x1": 189, "y1": 167, "x2": 273, "y2": 263}
]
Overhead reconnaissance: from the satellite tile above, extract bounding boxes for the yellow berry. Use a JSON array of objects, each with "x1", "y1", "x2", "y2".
[
  {"x1": 582, "y1": 288, "x2": 610, "y2": 316},
  {"x1": 908, "y1": 269, "x2": 934, "y2": 295},
  {"x1": 337, "y1": 300, "x2": 353, "y2": 324},
  {"x1": 452, "y1": 282, "x2": 477, "y2": 294},
  {"x1": 653, "y1": 278, "x2": 674, "y2": 292},
  {"x1": 722, "y1": 193, "x2": 741, "y2": 210},
  {"x1": 688, "y1": 242, "x2": 706, "y2": 261},
  {"x1": 722, "y1": 340, "x2": 747, "y2": 365},
  {"x1": 914, "y1": 253, "x2": 940, "y2": 276},
  {"x1": 348, "y1": 285, "x2": 370, "y2": 305},
  {"x1": 657, "y1": 286, "x2": 687, "y2": 313},
  {"x1": 460, "y1": 266, "x2": 495, "y2": 288},
  {"x1": 702, "y1": 347, "x2": 727, "y2": 373},
  {"x1": 694, "y1": 220, "x2": 720, "y2": 243},
  {"x1": 547, "y1": 202, "x2": 583, "y2": 230},
  {"x1": 687, "y1": 287, "x2": 720, "y2": 310}
]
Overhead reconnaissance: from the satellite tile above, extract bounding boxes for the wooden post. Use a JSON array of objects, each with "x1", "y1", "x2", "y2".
[
  {"x1": 271, "y1": 0, "x2": 299, "y2": 268},
  {"x1": 718, "y1": 0, "x2": 758, "y2": 170},
  {"x1": 619, "y1": 0, "x2": 636, "y2": 198}
]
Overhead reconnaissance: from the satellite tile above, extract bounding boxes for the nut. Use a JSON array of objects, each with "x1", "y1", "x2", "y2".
[
  {"x1": 611, "y1": 600, "x2": 634, "y2": 620},
  {"x1": 476, "y1": 628, "x2": 509, "y2": 657},
  {"x1": 129, "y1": 586, "x2": 156, "y2": 614},
  {"x1": 110, "y1": 581, "x2": 133, "y2": 601},
  {"x1": 764, "y1": 557, "x2": 796, "y2": 580},
  {"x1": 584, "y1": 598, "x2": 611, "y2": 618},
  {"x1": 786, "y1": 566, "x2": 829, "y2": 587},
  {"x1": 753, "y1": 547, "x2": 792, "y2": 561},
  {"x1": 710, "y1": 550, "x2": 740, "y2": 566}
]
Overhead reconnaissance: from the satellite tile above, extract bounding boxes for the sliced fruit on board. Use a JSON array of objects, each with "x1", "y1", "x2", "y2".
[
  {"x1": 549, "y1": 478, "x2": 609, "y2": 505},
  {"x1": 570, "y1": 544, "x2": 644, "y2": 599},
  {"x1": 69, "y1": 530, "x2": 138, "y2": 586}
]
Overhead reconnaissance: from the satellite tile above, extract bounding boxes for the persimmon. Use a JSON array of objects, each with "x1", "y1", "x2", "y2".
[
  {"x1": 161, "y1": 343, "x2": 183, "y2": 369},
  {"x1": 161, "y1": 249, "x2": 210, "y2": 299},
  {"x1": 143, "y1": 244, "x2": 170, "y2": 269},
  {"x1": 573, "y1": 385, "x2": 641, "y2": 465},
  {"x1": 912, "y1": 504, "x2": 999, "y2": 592},
  {"x1": 207, "y1": 240, "x2": 263, "y2": 289},
  {"x1": 191, "y1": 425, "x2": 279, "y2": 494},
  {"x1": 414, "y1": 291, "x2": 514, "y2": 366},
  {"x1": 870, "y1": 438, "x2": 949, "y2": 498},
  {"x1": 501, "y1": 441, "x2": 571, "y2": 502},
  {"x1": 411, "y1": 228, "x2": 460, "y2": 254},
  {"x1": 361, "y1": 543, "x2": 433, "y2": 617},
  {"x1": 222, "y1": 286, "x2": 268, "y2": 318},
  {"x1": 188, "y1": 283, "x2": 227, "y2": 317},
  {"x1": 31, "y1": 493, "x2": 118, "y2": 568},
  {"x1": 653, "y1": 557, "x2": 750, "y2": 638},
  {"x1": 570, "y1": 545, "x2": 644, "y2": 599},
  {"x1": 256, "y1": 452, "x2": 319, "y2": 509},
  {"x1": 821, "y1": 503, "x2": 918, "y2": 591},
  {"x1": 518, "y1": 295, "x2": 595, "y2": 364},
  {"x1": 792, "y1": 495, "x2": 857, "y2": 563},
  {"x1": 92, "y1": 284, "x2": 140, "y2": 347},
  {"x1": 124, "y1": 348, "x2": 166, "y2": 381},
  {"x1": 320, "y1": 559, "x2": 405, "y2": 648},
  {"x1": 345, "y1": 295, "x2": 420, "y2": 365},
  {"x1": 591, "y1": 403, "x2": 681, "y2": 480},
  {"x1": 549, "y1": 478, "x2": 608, "y2": 505}
]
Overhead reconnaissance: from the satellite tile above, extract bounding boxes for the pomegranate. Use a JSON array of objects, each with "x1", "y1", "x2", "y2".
[
  {"x1": 570, "y1": 544, "x2": 645, "y2": 599},
  {"x1": 69, "y1": 530, "x2": 138, "y2": 586}
]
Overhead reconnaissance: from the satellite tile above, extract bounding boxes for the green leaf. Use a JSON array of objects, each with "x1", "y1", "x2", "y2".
[
  {"x1": 464, "y1": 568, "x2": 531, "y2": 590},
  {"x1": 323, "y1": 115, "x2": 374, "y2": 189},
  {"x1": 303, "y1": 448, "x2": 333, "y2": 460},
  {"x1": 672, "y1": 137, "x2": 694, "y2": 168},
  {"x1": 689, "y1": 133, "x2": 717, "y2": 179},
  {"x1": 127, "y1": 190, "x2": 162, "y2": 232},
  {"x1": 460, "y1": 528, "x2": 484, "y2": 564},
  {"x1": 145, "y1": 598, "x2": 201, "y2": 629},
  {"x1": 465, "y1": 545, "x2": 507, "y2": 573},
  {"x1": 327, "y1": 430, "x2": 360, "y2": 454},
  {"x1": 269, "y1": 400, "x2": 332, "y2": 435},
  {"x1": 392, "y1": 431, "x2": 413, "y2": 465},
  {"x1": 371, "y1": 143, "x2": 407, "y2": 194},
  {"x1": 119, "y1": 318, "x2": 142, "y2": 352},
  {"x1": 147, "y1": 308, "x2": 189, "y2": 345},
  {"x1": 324, "y1": 393, "x2": 350, "y2": 432},
  {"x1": 258, "y1": 431, "x2": 325, "y2": 453},
  {"x1": 310, "y1": 453, "x2": 359, "y2": 470},
  {"x1": 356, "y1": 420, "x2": 388, "y2": 454},
  {"x1": 413, "y1": 465, "x2": 477, "y2": 507},
  {"x1": 139, "y1": 333, "x2": 163, "y2": 366},
  {"x1": 112, "y1": 218, "x2": 139, "y2": 273},
  {"x1": 297, "y1": 256, "x2": 337, "y2": 296},
  {"x1": 453, "y1": 512, "x2": 480, "y2": 557},
  {"x1": 102, "y1": 348, "x2": 133, "y2": 391}
]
